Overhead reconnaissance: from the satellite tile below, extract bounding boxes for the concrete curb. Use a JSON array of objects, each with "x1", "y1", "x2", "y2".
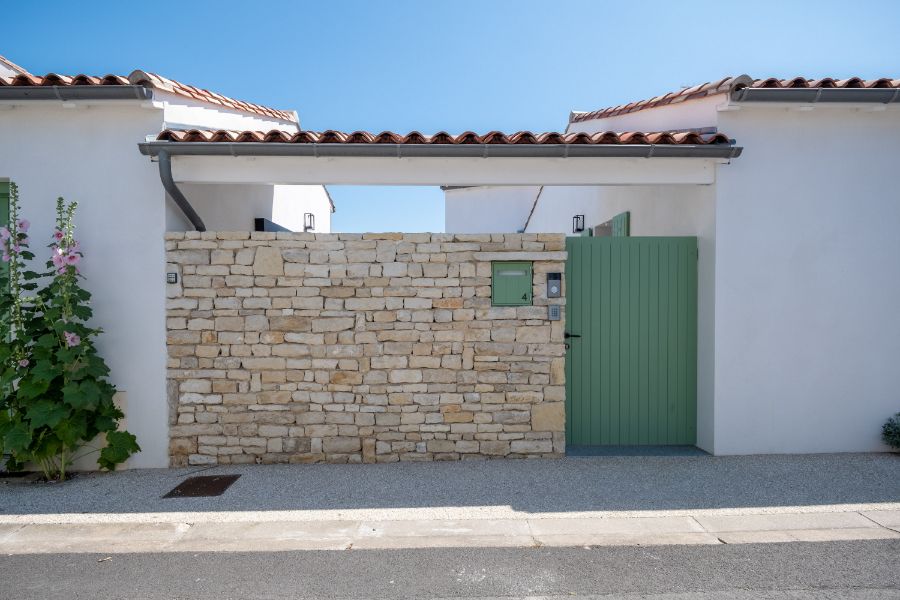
[{"x1": 2, "y1": 509, "x2": 898, "y2": 554}]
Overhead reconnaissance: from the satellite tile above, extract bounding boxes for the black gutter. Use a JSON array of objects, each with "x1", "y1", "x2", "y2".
[
  {"x1": 0, "y1": 85, "x2": 153, "y2": 102},
  {"x1": 138, "y1": 142, "x2": 743, "y2": 159},
  {"x1": 731, "y1": 87, "x2": 900, "y2": 104}
]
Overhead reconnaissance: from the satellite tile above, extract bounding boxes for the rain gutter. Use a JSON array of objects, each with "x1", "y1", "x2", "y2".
[
  {"x1": 731, "y1": 87, "x2": 900, "y2": 104},
  {"x1": 0, "y1": 85, "x2": 153, "y2": 102}
]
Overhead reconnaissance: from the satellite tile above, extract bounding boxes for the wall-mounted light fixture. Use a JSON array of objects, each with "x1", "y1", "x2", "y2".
[
  {"x1": 572, "y1": 215, "x2": 585, "y2": 233},
  {"x1": 303, "y1": 213, "x2": 315, "y2": 232}
]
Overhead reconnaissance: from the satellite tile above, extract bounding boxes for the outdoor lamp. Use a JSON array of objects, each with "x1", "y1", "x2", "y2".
[
  {"x1": 304, "y1": 212, "x2": 315, "y2": 232},
  {"x1": 573, "y1": 215, "x2": 585, "y2": 233}
]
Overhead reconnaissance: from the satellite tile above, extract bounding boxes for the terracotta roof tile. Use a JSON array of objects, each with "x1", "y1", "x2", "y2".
[
  {"x1": 570, "y1": 75, "x2": 900, "y2": 123},
  {"x1": 155, "y1": 129, "x2": 733, "y2": 145},
  {"x1": 0, "y1": 69, "x2": 295, "y2": 122}
]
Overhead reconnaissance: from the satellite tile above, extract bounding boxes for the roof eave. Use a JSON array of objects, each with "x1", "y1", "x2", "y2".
[
  {"x1": 138, "y1": 141, "x2": 743, "y2": 160},
  {"x1": 0, "y1": 85, "x2": 153, "y2": 102},
  {"x1": 731, "y1": 87, "x2": 900, "y2": 104}
]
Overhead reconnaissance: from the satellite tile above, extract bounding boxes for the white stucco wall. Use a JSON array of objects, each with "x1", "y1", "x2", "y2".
[
  {"x1": 714, "y1": 105, "x2": 900, "y2": 454},
  {"x1": 171, "y1": 184, "x2": 333, "y2": 233},
  {"x1": 568, "y1": 95, "x2": 722, "y2": 134},
  {"x1": 273, "y1": 185, "x2": 332, "y2": 233},
  {"x1": 444, "y1": 186, "x2": 539, "y2": 233},
  {"x1": 0, "y1": 102, "x2": 169, "y2": 468},
  {"x1": 157, "y1": 90, "x2": 299, "y2": 132}
]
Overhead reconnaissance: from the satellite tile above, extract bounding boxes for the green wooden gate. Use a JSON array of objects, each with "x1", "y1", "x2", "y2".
[{"x1": 565, "y1": 236, "x2": 697, "y2": 446}]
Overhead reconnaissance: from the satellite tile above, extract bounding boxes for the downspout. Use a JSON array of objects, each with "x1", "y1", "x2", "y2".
[{"x1": 157, "y1": 149, "x2": 206, "y2": 232}]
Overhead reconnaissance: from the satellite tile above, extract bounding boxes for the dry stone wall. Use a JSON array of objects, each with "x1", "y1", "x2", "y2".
[{"x1": 165, "y1": 232, "x2": 566, "y2": 466}]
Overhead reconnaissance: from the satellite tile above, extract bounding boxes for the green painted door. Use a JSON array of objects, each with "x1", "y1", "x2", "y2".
[{"x1": 565, "y1": 236, "x2": 697, "y2": 446}]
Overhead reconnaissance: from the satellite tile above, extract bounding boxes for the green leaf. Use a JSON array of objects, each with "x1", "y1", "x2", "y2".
[
  {"x1": 17, "y1": 376, "x2": 50, "y2": 400},
  {"x1": 35, "y1": 334, "x2": 57, "y2": 349},
  {"x1": 31, "y1": 359, "x2": 59, "y2": 383},
  {"x1": 3, "y1": 423, "x2": 32, "y2": 454},
  {"x1": 55, "y1": 416, "x2": 88, "y2": 447},
  {"x1": 69, "y1": 380, "x2": 100, "y2": 410},
  {"x1": 27, "y1": 400, "x2": 69, "y2": 429},
  {"x1": 98, "y1": 430, "x2": 140, "y2": 470}
]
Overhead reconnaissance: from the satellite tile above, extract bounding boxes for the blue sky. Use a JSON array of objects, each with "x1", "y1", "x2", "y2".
[{"x1": 6, "y1": 0, "x2": 900, "y2": 231}]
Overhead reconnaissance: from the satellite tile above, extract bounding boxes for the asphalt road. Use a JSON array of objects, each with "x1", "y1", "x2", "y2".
[{"x1": 2, "y1": 540, "x2": 898, "y2": 600}]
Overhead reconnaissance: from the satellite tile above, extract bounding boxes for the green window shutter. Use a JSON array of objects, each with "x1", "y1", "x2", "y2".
[
  {"x1": 612, "y1": 211, "x2": 630, "y2": 237},
  {"x1": 491, "y1": 261, "x2": 533, "y2": 306}
]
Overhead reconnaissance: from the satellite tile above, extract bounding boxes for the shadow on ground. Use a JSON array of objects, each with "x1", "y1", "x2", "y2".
[{"x1": 0, "y1": 453, "x2": 897, "y2": 516}]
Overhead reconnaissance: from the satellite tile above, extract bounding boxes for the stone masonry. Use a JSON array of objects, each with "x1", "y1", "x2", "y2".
[{"x1": 165, "y1": 232, "x2": 566, "y2": 466}]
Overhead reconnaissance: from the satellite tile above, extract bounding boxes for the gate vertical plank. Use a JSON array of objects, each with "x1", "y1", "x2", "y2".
[
  {"x1": 687, "y1": 241, "x2": 699, "y2": 442},
  {"x1": 585, "y1": 241, "x2": 596, "y2": 445},
  {"x1": 608, "y1": 241, "x2": 620, "y2": 444},
  {"x1": 666, "y1": 244, "x2": 679, "y2": 444}
]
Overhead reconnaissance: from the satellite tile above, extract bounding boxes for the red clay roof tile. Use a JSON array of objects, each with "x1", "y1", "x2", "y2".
[
  {"x1": 154, "y1": 129, "x2": 733, "y2": 145},
  {"x1": 570, "y1": 75, "x2": 900, "y2": 123},
  {"x1": 0, "y1": 69, "x2": 295, "y2": 122}
]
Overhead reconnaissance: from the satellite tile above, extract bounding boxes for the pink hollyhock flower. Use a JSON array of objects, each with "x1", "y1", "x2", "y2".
[
  {"x1": 1, "y1": 253, "x2": 9, "y2": 263},
  {"x1": 0, "y1": 227, "x2": 9, "y2": 241},
  {"x1": 52, "y1": 253, "x2": 65, "y2": 268},
  {"x1": 53, "y1": 230, "x2": 64, "y2": 241},
  {"x1": 17, "y1": 219, "x2": 29, "y2": 232},
  {"x1": 18, "y1": 359, "x2": 29, "y2": 368},
  {"x1": 64, "y1": 331, "x2": 81, "y2": 347},
  {"x1": 11, "y1": 244, "x2": 19, "y2": 253},
  {"x1": 65, "y1": 253, "x2": 80, "y2": 265}
]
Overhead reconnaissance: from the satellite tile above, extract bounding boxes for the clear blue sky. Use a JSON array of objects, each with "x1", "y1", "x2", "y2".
[{"x1": 6, "y1": 0, "x2": 900, "y2": 232}]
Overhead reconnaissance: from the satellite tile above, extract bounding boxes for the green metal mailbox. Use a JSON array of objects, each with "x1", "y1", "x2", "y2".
[{"x1": 491, "y1": 261, "x2": 533, "y2": 306}]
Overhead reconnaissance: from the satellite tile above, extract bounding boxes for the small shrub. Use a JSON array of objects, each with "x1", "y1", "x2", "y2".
[
  {"x1": 883, "y1": 413, "x2": 900, "y2": 450},
  {"x1": 0, "y1": 185, "x2": 139, "y2": 480}
]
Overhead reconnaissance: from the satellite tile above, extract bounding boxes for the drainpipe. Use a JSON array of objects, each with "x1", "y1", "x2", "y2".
[{"x1": 157, "y1": 149, "x2": 206, "y2": 232}]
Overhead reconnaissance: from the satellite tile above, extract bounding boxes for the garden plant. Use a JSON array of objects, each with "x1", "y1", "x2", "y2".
[
  {"x1": 883, "y1": 412, "x2": 900, "y2": 451},
  {"x1": 0, "y1": 183, "x2": 139, "y2": 480}
]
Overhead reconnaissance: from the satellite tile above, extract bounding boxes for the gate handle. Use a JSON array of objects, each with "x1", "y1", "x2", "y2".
[{"x1": 564, "y1": 332, "x2": 581, "y2": 339}]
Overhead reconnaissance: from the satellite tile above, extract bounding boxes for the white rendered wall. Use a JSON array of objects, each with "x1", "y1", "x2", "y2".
[
  {"x1": 0, "y1": 102, "x2": 170, "y2": 468},
  {"x1": 273, "y1": 185, "x2": 332, "y2": 233},
  {"x1": 170, "y1": 184, "x2": 333, "y2": 233},
  {"x1": 157, "y1": 90, "x2": 298, "y2": 132},
  {"x1": 568, "y1": 95, "x2": 722, "y2": 134},
  {"x1": 173, "y1": 184, "x2": 275, "y2": 231},
  {"x1": 713, "y1": 106, "x2": 900, "y2": 454},
  {"x1": 444, "y1": 186, "x2": 539, "y2": 233}
]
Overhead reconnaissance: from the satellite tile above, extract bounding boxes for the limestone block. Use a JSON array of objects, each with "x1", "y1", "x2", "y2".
[
  {"x1": 480, "y1": 440, "x2": 511, "y2": 456},
  {"x1": 312, "y1": 317, "x2": 355, "y2": 332},
  {"x1": 253, "y1": 247, "x2": 284, "y2": 276},
  {"x1": 323, "y1": 437, "x2": 362, "y2": 453},
  {"x1": 510, "y1": 439, "x2": 553, "y2": 453},
  {"x1": 531, "y1": 402, "x2": 565, "y2": 431}
]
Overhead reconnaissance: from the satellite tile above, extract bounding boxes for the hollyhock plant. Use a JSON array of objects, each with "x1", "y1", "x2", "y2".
[{"x1": 0, "y1": 188, "x2": 139, "y2": 481}]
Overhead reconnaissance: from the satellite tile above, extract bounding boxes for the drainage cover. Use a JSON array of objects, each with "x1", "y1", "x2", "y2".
[{"x1": 163, "y1": 474, "x2": 240, "y2": 498}]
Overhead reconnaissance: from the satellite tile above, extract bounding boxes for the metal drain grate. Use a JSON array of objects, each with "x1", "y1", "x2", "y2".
[{"x1": 163, "y1": 474, "x2": 240, "y2": 498}]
